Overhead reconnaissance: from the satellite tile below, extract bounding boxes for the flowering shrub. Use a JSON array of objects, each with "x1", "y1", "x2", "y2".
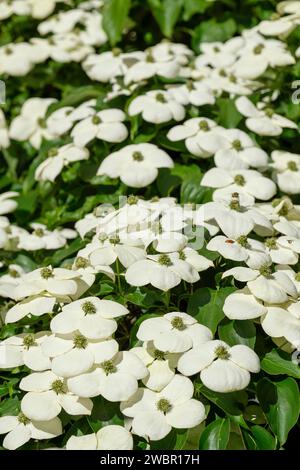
[{"x1": 0, "y1": 0, "x2": 300, "y2": 451}]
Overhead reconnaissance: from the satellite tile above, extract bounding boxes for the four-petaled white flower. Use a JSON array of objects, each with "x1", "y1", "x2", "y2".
[
  {"x1": 66, "y1": 425, "x2": 133, "y2": 450},
  {"x1": 128, "y1": 90, "x2": 185, "y2": 124}
]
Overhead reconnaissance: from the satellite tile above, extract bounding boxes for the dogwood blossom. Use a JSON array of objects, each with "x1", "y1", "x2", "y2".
[
  {"x1": 66, "y1": 425, "x2": 133, "y2": 450},
  {"x1": 128, "y1": 90, "x2": 185, "y2": 124}
]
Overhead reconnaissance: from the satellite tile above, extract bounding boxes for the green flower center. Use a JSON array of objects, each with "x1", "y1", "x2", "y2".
[
  {"x1": 98, "y1": 232, "x2": 108, "y2": 242},
  {"x1": 265, "y1": 238, "x2": 277, "y2": 249},
  {"x1": 264, "y1": 108, "x2": 274, "y2": 118},
  {"x1": 75, "y1": 256, "x2": 89, "y2": 269},
  {"x1": 48, "y1": 148, "x2": 58, "y2": 157},
  {"x1": 215, "y1": 345, "x2": 230, "y2": 360},
  {"x1": 109, "y1": 235, "x2": 120, "y2": 245},
  {"x1": 259, "y1": 264, "x2": 272, "y2": 277},
  {"x1": 229, "y1": 193, "x2": 240, "y2": 211},
  {"x1": 158, "y1": 254, "x2": 173, "y2": 267},
  {"x1": 219, "y1": 69, "x2": 227, "y2": 77},
  {"x1": 127, "y1": 195, "x2": 139, "y2": 205},
  {"x1": 92, "y1": 115, "x2": 101, "y2": 125},
  {"x1": 40, "y1": 267, "x2": 53, "y2": 279},
  {"x1": 156, "y1": 398, "x2": 172, "y2": 413},
  {"x1": 234, "y1": 174, "x2": 246, "y2": 186},
  {"x1": 237, "y1": 235, "x2": 248, "y2": 247},
  {"x1": 34, "y1": 228, "x2": 45, "y2": 237},
  {"x1": 171, "y1": 316, "x2": 186, "y2": 331},
  {"x1": 132, "y1": 151, "x2": 144, "y2": 162},
  {"x1": 253, "y1": 44, "x2": 264, "y2": 55},
  {"x1": 18, "y1": 412, "x2": 30, "y2": 425},
  {"x1": 73, "y1": 333, "x2": 88, "y2": 349},
  {"x1": 295, "y1": 272, "x2": 300, "y2": 282},
  {"x1": 199, "y1": 120, "x2": 209, "y2": 131},
  {"x1": 156, "y1": 93, "x2": 167, "y2": 103},
  {"x1": 112, "y1": 47, "x2": 122, "y2": 57},
  {"x1": 232, "y1": 139, "x2": 243, "y2": 151},
  {"x1": 186, "y1": 80, "x2": 195, "y2": 91},
  {"x1": 23, "y1": 334, "x2": 36, "y2": 349},
  {"x1": 9, "y1": 269, "x2": 20, "y2": 278},
  {"x1": 287, "y1": 161, "x2": 298, "y2": 172},
  {"x1": 213, "y1": 46, "x2": 220, "y2": 53},
  {"x1": 179, "y1": 250, "x2": 186, "y2": 260},
  {"x1": 154, "y1": 349, "x2": 165, "y2": 360},
  {"x1": 51, "y1": 379, "x2": 66, "y2": 395},
  {"x1": 100, "y1": 360, "x2": 117, "y2": 375},
  {"x1": 82, "y1": 301, "x2": 97, "y2": 315},
  {"x1": 37, "y1": 117, "x2": 47, "y2": 129},
  {"x1": 229, "y1": 74, "x2": 237, "y2": 83}
]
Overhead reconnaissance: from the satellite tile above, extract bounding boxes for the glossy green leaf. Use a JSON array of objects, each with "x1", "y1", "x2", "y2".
[{"x1": 199, "y1": 418, "x2": 230, "y2": 450}]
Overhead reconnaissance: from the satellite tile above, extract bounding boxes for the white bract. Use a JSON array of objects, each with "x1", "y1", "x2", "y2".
[
  {"x1": 66, "y1": 425, "x2": 133, "y2": 450},
  {"x1": 178, "y1": 340, "x2": 260, "y2": 392},
  {"x1": 128, "y1": 90, "x2": 185, "y2": 124},
  {"x1": 271, "y1": 150, "x2": 300, "y2": 194}
]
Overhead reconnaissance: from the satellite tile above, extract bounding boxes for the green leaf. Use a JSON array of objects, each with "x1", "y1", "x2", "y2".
[
  {"x1": 199, "y1": 385, "x2": 247, "y2": 416},
  {"x1": 217, "y1": 98, "x2": 243, "y2": 128},
  {"x1": 150, "y1": 428, "x2": 188, "y2": 450},
  {"x1": 188, "y1": 287, "x2": 236, "y2": 334},
  {"x1": 183, "y1": 0, "x2": 211, "y2": 21},
  {"x1": 261, "y1": 348, "x2": 300, "y2": 379},
  {"x1": 199, "y1": 418, "x2": 230, "y2": 450},
  {"x1": 243, "y1": 425, "x2": 277, "y2": 450},
  {"x1": 257, "y1": 378, "x2": 300, "y2": 445},
  {"x1": 147, "y1": 0, "x2": 183, "y2": 37},
  {"x1": 192, "y1": 18, "x2": 236, "y2": 52},
  {"x1": 103, "y1": 0, "x2": 131, "y2": 46},
  {"x1": 218, "y1": 319, "x2": 256, "y2": 349}
]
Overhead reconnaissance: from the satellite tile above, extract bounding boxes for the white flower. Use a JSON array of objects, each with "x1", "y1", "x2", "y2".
[
  {"x1": 42, "y1": 334, "x2": 119, "y2": 378},
  {"x1": 66, "y1": 425, "x2": 133, "y2": 450},
  {"x1": 0, "y1": 42, "x2": 48, "y2": 76},
  {"x1": 0, "y1": 191, "x2": 18, "y2": 215},
  {"x1": 198, "y1": 128, "x2": 268, "y2": 170},
  {"x1": 47, "y1": 33, "x2": 93, "y2": 63},
  {"x1": 50, "y1": 296, "x2": 128, "y2": 338},
  {"x1": 0, "y1": 0, "x2": 30, "y2": 20},
  {"x1": 128, "y1": 90, "x2": 185, "y2": 124},
  {"x1": 223, "y1": 287, "x2": 267, "y2": 320},
  {"x1": 136, "y1": 312, "x2": 212, "y2": 353},
  {"x1": 13, "y1": 267, "x2": 90, "y2": 301},
  {"x1": 167, "y1": 117, "x2": 223, "y2": 158},
  {"x1": 263, "y1": 236, "x2": 300, "y2": 265},
  {"x1": 0, "y1": 413, "x2": 62, "y2": 450},
  {"x1": 178, "y1": 340, "x2": 260, "y2": 393},
  {"x1": 67, "y1": 351, "x2": 148, "y2": 401},
  {"x1": 207, "y1": 234, "x2": 265, "y2": 265},
  {"x1": 28, "y1": 0, "x2": 67, "y2": 19},
  {"x1": 236, "y1": 96, "x2": 298, "y2": 136},
  {"x1": 260, "y1": 302, "x2": 300, "y2": 348},
  {"x1": 233, "y1": 36, "x2": 295, "y2": 79},
  {"x1": 97, "y1": 143, "x2": 174, "y2": 188},
  {"x1": 0, "y1": 110, "x2": 10, "y2": 149},
  {"x1": 71, "y1": 109, "x2": 128, "y2": 147},
  {"x1": 271, "y1": 150, "x2": 300, "y2": 194},
  {"x1": 258, "y1": 15, "x2": 298, "y2": 37},
  {"x1": 0, "y1": 263, "x2": 25, "y2": 299},
  {"x1": 196, "y1": 38, "x2": 243, "y2": 68},
  {"x1": 20, "y1": 371, "x2": 93, "y2": 421},
  {"x1": 125, "y1": 253, "x2": 200, "y2": 291},
  {"x1": 223, "y1": 263, "x2": 297, "y2": 304},
  {"x1": 201, "y1": 168, "x2": 276, "y2": 203},
  {"x1": 35, "y1": 144, "x2": 89, "y2": 182},
  {"x1": 121, "y1": 375, "x2": 206, "y2": 441},
  {"x1": 5, "y1": 296, "x2": 56, "y2": 323},
  {"x1": 131, "y1": 342, "x2": 180, "y2": 392},
  {"x1": 46, "y1": 106, "x2": 75, "y2": 136},
  {"x1": 83, "y1": 50, "x2": 144, "y2": 82},
  {"x1": 0, "y1": 332, "x2": 51, "y2": 371},
  {"x1": 167, "y1": 81, "x2": 215, "y2": 107},
  {"x1": 9, "y1": 98, "x2": 57, "y2": 148}
]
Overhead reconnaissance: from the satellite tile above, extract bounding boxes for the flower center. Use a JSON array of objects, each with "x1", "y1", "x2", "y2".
[
  {"x1": 179, "y1": 250, "x2": 186, "y2": 260},
  {"x1": 237, "y1": 235, "x2": 248, "y2": 247},
  {"x1": 109, "y1": 235, "x2": 120, "y2": 245},
  {"x1": 9, "y1": 268, "x2": 20, "y2": 278},
  {"x1": 132, "y1": 151, "x2": 144, "y2": 162},
  {"x1": 287, "y1": 161, "x2": 298, "y2": 172},
  {"x1": 234, "y1": 174, "x2": 246, "y2": 186},
  {"x1": 156, "y1": 93, "x2": 167, "y2": 103},
  {"x1": 265, "y1": 237, "x2": 277, "y2": 249},
  {"x1": 295, "y1": 272, "x2": 300, "y2": 282},
  {"x1": 100, "y1": 360, "x2": 117, "y2": 375},
  {"x1": 259, "y1": 264, "x2": 272, "y2": 277},
  {"x1": 158, "y1": 254, "x2": 173, "y2": 266},
  {"x1": 51, "y1": 379, "x2": 66, "y2": 395},
  {"x1": 98, "y1": 232, "x2": 108, "y2": 242},
  {"x1": 219, "y1": 69, "x2": 227, "y2": 77},
  {"x1": 18, "y1": 412, "x2": 30, "y2": 425},
  {"x1": 5, "y1": 46, "x2": 13, "y2": 55},
  {"x1": 232, "y1": 139, "x2": 243, "y2": 151},
  {"x1": 154, "y1": 349, "x2": 165, "y2": 360},
  {"x1": 23, "y1": 334, "x2": 36, "y2": 349},
  {"x1": 213, "y1": 46, "x2": 220, "y2": 53},
  {"x1": 156, "y1": 398, "x2": 172, "y2": 414},
  {"x1": 75, "y1": 256, "x2": 89, "y2": 268},
  {"x1": 34, "y1": 228, "x2": 45, "y2": 237},
  {"x1": 229, "y1": 193, "x2": 240, "y2": 211},
  {"x1": 171, "y1": 316, "x2": 186, "y2": 331},
  {"x1": 92, "y1": 115, "x2": 101, "y2": 125},
  {"x1": 253, "y1": 43, "x2": 265, "y2": 54},
  {"x1": 264, "y1": 108, "x2": 274, "y2": 118},
  {"x1": 146, "y1": 51, "x2": 154, "y2": 63},
  {"x1": 199, "y1": 120, "x2": 209, "y2": 131},
  {"x1": 229, "y1": 74, "x2": 237, "y2": 83},
  {"x1": 112, "y1": 47, "x2": 122, "y2": 57},
  {"x1": 82, "y1": 301, "x2": 97, "y2": 315},
  {"x1": 215, "y1": 345, "x2": 230, "y2": 360},
  {"x1": 37, "y1": 117, "x2": 47, "y2": 129},
  {"x1": 186, "y1": 80, "x2": 195, "y2": 91},
  {"x1": 73, "y1": 333, "x2": 88, "y2": 349},
  {"x1": 40, "y1": 267, "x2": 53, "y2": 279},
  {"x1": 127, "y1": 195, "x2": 139, "y2": 205},
  {"x1": 48, "y1": 148, "x2": 58, "y2": 157}
]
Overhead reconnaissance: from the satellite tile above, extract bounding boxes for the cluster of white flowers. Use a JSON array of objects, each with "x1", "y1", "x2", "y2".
[{"x1": 1, "y1": 0, "x2": 300, "y2": 451}]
